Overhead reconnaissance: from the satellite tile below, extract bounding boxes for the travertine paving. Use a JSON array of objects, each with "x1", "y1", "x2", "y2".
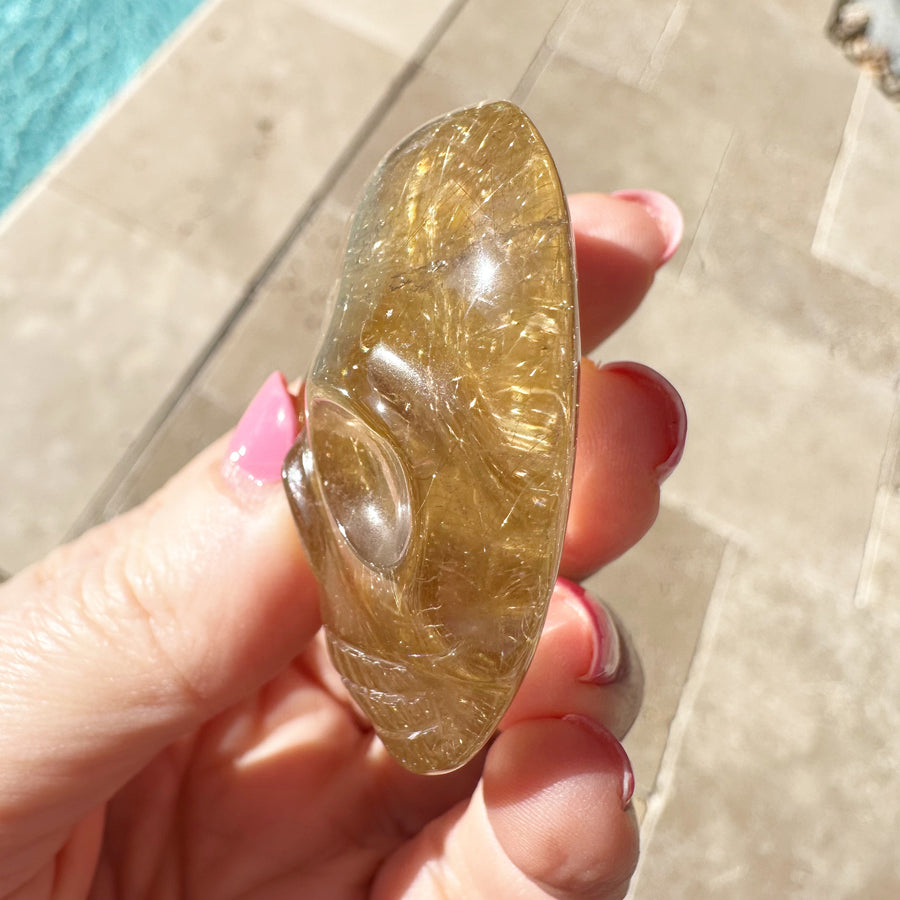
[{"x1": 2, "y1": 0, "x2": 898, "y2": 895}]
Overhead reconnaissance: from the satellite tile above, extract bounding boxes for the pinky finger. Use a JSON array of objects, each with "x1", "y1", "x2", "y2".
[{"x1": 373, "y1": 717, "x2": 638, "y2": 900}]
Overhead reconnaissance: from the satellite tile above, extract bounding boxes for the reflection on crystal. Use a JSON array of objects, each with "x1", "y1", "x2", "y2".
[{"x1": 283, "y1": 101, "x2": 578, "y2": 774}]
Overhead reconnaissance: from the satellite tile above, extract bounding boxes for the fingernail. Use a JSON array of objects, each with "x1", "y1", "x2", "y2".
[
  {"x1": 611, "y1": 189, "x2": 684, "y2": 265},
  {"x1": 601, "y1": 361, "x2": 687, "y2": 483},
  {"x1": 563, "y1": 715, "x2": 635, "y2": 809},
  {"x1": 555, "y1": 578, "x2": 622, "y2": 685},
  {"x1": 224, "y1": 372, "x2": 300, "y2": 484}
]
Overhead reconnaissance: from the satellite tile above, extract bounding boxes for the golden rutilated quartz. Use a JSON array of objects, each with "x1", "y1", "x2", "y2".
[{"x1": 283, "y1": 101, "x2": 578, "y2": 774}]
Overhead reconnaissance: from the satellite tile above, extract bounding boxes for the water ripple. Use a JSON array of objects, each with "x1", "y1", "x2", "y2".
[{"x1": 0, "y1": 0, "x2": 206, "y2": 213}]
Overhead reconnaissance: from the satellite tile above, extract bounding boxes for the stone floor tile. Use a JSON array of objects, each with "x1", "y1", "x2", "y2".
[
  {"x1": 87, "y1": 389, "x2": 235, "y2": 523},
  {"x1": 0, "y1": 186, "x2": 239, "y2": 572},
  {"x1": 815, "y1": 81, "x2": 900, "y2": 292},
  {"x1": 598, "y1": 277, "x2": 895, "y2": 596},
  {"x1": 57, "y1": 0, "x2": 403, "y2": 283},
  {"x1": 583, "y1": 505, "x2": 726, "y2": 815},
  {"x1": 651, "y1": 0, "x2": 859, "y2": 163},
  {"x1": 291, "y1": 0, "x2": 458, "y2": 57},
  {"x1": 706, "y1": 132, "x2": 834, "y2": 251},
  {"x1": 331, "y1": 68, "x2": 488, "y2": 209},
  {"x1": 520, "y1": 54, "x2": 731, "y2": 266},
  {"x1": 423, "y1": 0, "x2": 569, "y2": 97},
  {"x1": 632, "y1": 551, "x2": 900, "y2": 899},
  {"x1": 684, "y1": 200, "x2": 900, "y2": 381},
  {"x1": 195, "y1": 198, "x2": 352, "y2": 420},
  {"x1": 549, "y1": 0, "x2": 680, "y2": 86}
]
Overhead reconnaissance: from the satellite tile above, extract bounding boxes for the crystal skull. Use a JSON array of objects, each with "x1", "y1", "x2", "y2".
[{"x1": 283, "y1": 100, "x2": 578, "y2": 774}]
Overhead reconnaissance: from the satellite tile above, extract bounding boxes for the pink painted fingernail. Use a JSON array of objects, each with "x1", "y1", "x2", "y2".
[
  {"x1": 601, "y1": 361, "x2": 687, "y2": 483},
  {"x1": 224, "y1": 372, "x2": 300, "y2": 484},
  {"x1": 611, "y1": 189, "x2": 684, "y2": 265},
  {"x1": 563, "y1": 714, "x2": 635, "y2": 809},
  {"x1": 555, "y1": 578, "x2": 622, "y2": 685}
]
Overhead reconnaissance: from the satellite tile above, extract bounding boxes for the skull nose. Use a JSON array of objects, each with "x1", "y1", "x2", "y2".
[{"x1": 308, "y1": 397, "x2": 412, "y2": 570}]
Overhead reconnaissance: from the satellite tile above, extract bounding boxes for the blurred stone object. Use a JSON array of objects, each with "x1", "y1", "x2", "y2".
[
  {"x1": 829, "y1": 0, "x2": 900, "y2": 97},
  {"x1": 283, "y1": 102, "x2": 578, "y2": 774}
]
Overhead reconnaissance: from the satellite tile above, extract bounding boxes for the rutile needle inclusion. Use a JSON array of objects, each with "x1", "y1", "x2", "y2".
[{"x1": 283, "y1": 101, "x2": 578, "y2": 774}]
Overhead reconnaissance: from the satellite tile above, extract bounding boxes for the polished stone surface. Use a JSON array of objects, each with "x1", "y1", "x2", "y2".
[{"x1": 283, "y1": 102, "x2": 578, "y2": 773}]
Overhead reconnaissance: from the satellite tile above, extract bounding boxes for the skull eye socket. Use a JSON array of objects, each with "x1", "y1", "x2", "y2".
[{"x1": 308, "y1": 398, "x2": 412, "y2": 570}]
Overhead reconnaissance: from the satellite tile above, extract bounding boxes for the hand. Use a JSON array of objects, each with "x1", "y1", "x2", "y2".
[{"x1": 0, "y1": 191, "x2": 686, "y2": 900}]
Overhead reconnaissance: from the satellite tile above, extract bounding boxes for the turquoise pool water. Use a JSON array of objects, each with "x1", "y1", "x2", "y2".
[{"x1": 0, "y1": 0, "x2": 206, "y2": 215}]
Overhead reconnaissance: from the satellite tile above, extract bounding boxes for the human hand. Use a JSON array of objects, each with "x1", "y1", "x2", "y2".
[{"x1": 0, "y1": 190, "x2": 686, "y2": 900}]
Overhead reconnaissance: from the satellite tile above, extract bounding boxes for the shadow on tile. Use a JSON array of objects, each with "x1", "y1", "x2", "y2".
[{"x1": 584, "y1": 504, "x2": 727, "y2": 816}]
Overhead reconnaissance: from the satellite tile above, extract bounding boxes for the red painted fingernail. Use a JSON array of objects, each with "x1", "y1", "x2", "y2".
[
  {"x1": 601, "y1": 361, "x2": 687, "y2": 483},
  {"x1": 224, "y1": 372, "x2": 300, "y2": 484},
  {"x1": 611, "y1": 189, "x2": 684, "y2": 265},
  {"x1": 563, "y1": 714, "x2": 635, "y2": 809},
  {"x1": 555, "y1": 578, "x2": 622, "y2": 685}
]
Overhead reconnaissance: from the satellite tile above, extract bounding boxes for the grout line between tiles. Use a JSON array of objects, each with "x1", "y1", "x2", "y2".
[
  {"x1": 658, "y1": 494, "x2": 749, "y2": 548},
  {"x1": 674, "y1": 126, "x2": 735, "y2": 280},
  {"x1": 512, "y1": 0, "x2": 580, "y2": 103},
  {"x1": 638, "y1": 0, "x2": 693, "y2": 92},
  {"x1": 64, "y1": 0, "x2": 470, "y2": 538},
  {"x1": 855, "y1": 485, "x2": 891, "y2": 611},
  {"x1": 542, "y1": 0, "x2": 584, "y2": 54},
  {"x1": 663, "y1": 488, "x2": 869, "y2": 601},
  {"x1": 512, "y1": 43, "x2": 556, "y2": 104},
  {"x1": 49, "y1": 177, "x2": 213, "y2": 276},
  {"x1": 854, "y1": 397, "x2": 900, "y2": 608},
  {"x1": 811, "y1": 74, "x2": 869, "y2": 259},
  {"x1": 627, "y1": 539, "x2": 739, "y2": 898}
]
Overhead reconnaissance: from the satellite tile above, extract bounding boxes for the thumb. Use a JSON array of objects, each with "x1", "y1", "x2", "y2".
[{"x1": 0, "y1": 373, "x2": 317, "y2": 827}]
